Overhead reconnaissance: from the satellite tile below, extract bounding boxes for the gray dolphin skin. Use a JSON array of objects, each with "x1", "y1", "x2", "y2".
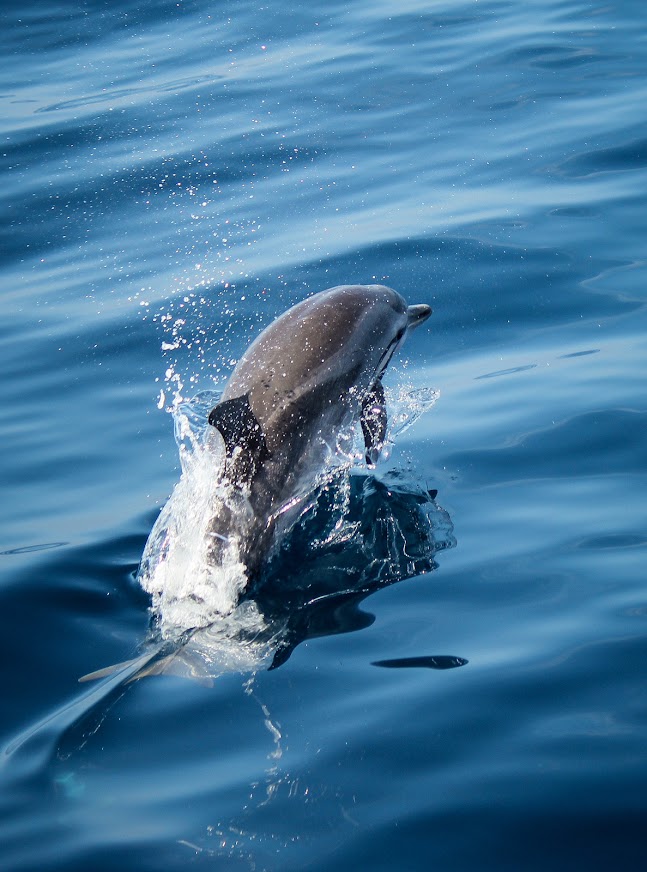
[{"x1": 207, "y1": 284, "x2": 431, "y2": 575}]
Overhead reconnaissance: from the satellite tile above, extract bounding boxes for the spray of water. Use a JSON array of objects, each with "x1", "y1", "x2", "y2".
[{"x1": 137, "y1": 381, "x2": 439, "y2": 643}]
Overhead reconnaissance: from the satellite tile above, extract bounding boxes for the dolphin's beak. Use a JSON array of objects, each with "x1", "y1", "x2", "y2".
[{"x1": 407, "y1": 304, "x2": 432, "y2": 329}]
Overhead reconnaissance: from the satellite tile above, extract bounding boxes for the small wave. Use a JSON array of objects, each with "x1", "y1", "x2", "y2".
[
  {"x1": 475, "y1": 365, "x2": 537, "y2": 380},
  {"x1": 0, "y1": 541, "x2": 67, "y2": 555}
]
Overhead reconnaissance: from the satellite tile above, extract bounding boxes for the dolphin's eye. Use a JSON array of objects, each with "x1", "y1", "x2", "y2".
[{"x1": 395, "y1": 328, "x2": 405, "y2": 344}]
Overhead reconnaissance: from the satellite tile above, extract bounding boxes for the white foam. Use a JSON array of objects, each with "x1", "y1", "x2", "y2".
[{"x1": 138, "y1": 395, "x2": 250, "y2": 638}]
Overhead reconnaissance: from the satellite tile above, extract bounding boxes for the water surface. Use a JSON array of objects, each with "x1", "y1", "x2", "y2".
[{"x1": 2, "y1": 1, "x2": 647, "y2": 869}]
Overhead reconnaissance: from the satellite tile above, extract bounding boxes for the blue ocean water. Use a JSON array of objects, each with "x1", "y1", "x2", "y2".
[{"x1": 2, "y1": 0, "x2": 647, "y2": 869}]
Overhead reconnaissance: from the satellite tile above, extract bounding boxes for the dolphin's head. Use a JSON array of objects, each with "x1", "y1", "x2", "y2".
[
  {"x1": 361, "y1": 285, "x2": 431, "y2": 379},
  {"x1": 213, "y1": 283, "x2": 432, "y2": 471}
]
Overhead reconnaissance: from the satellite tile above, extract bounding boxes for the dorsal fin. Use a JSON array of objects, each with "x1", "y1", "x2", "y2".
[
  {"x1": 208, "y1": 394, "x2": 270, "y2": 479},
  {"x1": 360, "y1": 378, "x2": 387, "y2": 467}
]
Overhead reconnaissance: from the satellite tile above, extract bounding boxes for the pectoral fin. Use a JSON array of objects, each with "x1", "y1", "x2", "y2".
[
  {"x1": 208, "y1": 394, "x2": 270, "y2": 479},
  {"x1": 360, "y1": 378, "x2": 387, "y2": 467}
]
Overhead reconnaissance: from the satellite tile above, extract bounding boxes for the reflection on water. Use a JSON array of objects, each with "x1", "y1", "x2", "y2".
[
  {"x1": 256, "y1": 470, "x2": 456, "y2": 670},
  {"x1": 127, "y1": 467, "x2": 456, "y2": 681},
  {"x1": 2, "y1": 467, "x2": 455, "y2": 788},
  {"x1": 188, "y1": 678, "x2": 349, "y2": 868}
]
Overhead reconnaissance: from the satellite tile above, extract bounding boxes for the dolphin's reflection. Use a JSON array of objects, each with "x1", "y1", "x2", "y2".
[
  {"x1": 252, "y1": 470, "x2": 457, "y2": 670},
  {"x1": 160, "y1": 468, "x2": 458, "y2": 681}
]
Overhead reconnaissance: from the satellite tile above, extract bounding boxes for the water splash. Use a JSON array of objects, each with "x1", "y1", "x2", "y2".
[
  {"x1": 138, "y1": 380, "x2": 440, "y2": 644},
  {"x1": 137, "y1": 391, "x2": 250, "y2": 637}
]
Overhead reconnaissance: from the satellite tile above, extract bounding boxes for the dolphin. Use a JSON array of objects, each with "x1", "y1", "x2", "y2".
[
  {"x1": 79, "y1": 284, "x2": 431, "y2": 684},
  {"x1": 206, "y1": 284, "x2": 431, "y2": 576}
]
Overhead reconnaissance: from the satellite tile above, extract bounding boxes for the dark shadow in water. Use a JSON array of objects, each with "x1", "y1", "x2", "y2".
[
  {"x1": 373, "y1": 656, "x2": 468, "y2": 670},
  {"x1": 250, "y1": 469, "x2": 457, "y2": 670}
]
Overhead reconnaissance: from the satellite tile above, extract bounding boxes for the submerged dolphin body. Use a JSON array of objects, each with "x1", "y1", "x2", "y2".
[{"x1": 206, "y1": 284, "x2": 431, "y2": 576}]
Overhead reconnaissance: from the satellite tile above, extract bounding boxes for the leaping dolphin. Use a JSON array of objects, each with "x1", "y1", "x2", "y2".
[
  {"x1": 206, "y1": 284, "x2": 431, "y2": 575},
  {"x1": 80, "y1": 284, "x2": 431, "y2": 683}
]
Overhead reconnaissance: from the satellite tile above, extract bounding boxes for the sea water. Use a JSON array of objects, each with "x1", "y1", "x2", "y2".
[{"x1": 2, "y1": 1, "x2": 647, "y2": 870}]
